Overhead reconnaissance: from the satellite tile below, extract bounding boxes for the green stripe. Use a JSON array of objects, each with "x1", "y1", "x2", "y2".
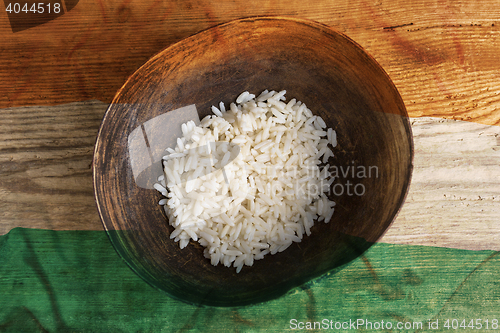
[{"x1": 0, "y1": 228, "x2": 498, "y2": 332}]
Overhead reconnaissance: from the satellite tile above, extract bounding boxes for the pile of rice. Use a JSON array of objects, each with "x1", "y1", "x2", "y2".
[{"x1": 155, "y1": 90, "x2": 337, "y2": 273}]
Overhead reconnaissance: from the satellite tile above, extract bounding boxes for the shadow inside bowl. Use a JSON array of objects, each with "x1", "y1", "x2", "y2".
[{"x1": 93, "y1": 16, "x2": 413, "y2": 307}]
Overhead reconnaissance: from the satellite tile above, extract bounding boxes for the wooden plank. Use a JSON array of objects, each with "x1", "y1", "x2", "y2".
[
  {"x1": 380, "y1": 117, "x2": 500, "y2": 251},
  {"x1": 1, "y1": 0, "x2": 500, "y2": 125},
  {"x1": 0, "y1": 101, "x2": 105, "y2": 234},
  {"x1": 0, "y1": 101, "x2": 498, "y2": 251}
]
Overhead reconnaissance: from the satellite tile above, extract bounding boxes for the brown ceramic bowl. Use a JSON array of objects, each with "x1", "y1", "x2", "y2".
[{"x1": 93, "y1": 16, "x2": 413, "y2": 307}]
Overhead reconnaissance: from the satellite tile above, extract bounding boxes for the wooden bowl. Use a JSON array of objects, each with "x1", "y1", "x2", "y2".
[{"x1": 93, "y1": 16, "x2": 413, "y2": 306}]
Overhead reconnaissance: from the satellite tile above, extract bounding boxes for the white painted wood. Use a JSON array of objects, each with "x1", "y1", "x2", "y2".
[
  {"x1": 381, "y1": 117, "x2": 500, "y2": 250},
  {"x1": 0, "y1": 101, "x2": 498, "y2": 252}
]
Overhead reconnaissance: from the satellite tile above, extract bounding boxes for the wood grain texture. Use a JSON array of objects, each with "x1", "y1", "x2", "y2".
[
  {"x1": 1, "y1": 0, "x2": 499, "y2": 125},
  {"x1": 380, "y1": 117, "x2": 500, "y2": 251},
  {"x1": 0, "y1": 100, "x2": 105, "y2": 234}
]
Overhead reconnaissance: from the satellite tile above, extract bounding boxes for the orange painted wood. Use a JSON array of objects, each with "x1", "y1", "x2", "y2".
[{"x1": 1, "y1": 0, "x2": 499, "y2": 125}]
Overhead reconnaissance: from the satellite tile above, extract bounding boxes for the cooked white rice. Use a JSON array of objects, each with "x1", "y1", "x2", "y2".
[{"x1": 156, "y1": 90, "x2": 337, "y2": 273}]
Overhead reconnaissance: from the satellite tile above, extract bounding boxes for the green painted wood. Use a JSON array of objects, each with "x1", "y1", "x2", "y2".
[{"x1": 0, "y1": 228, "x2": 498, "y2": 332}]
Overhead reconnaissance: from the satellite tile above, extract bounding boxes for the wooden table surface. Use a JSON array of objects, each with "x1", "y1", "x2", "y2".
[{"x1": 1, "y1": 0, "x2": 499, "y2": 250}]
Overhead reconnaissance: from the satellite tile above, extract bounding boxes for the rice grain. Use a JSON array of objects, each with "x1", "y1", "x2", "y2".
[{"x1": 156, "y1": 90, "x2": 337, "y2": 272}]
